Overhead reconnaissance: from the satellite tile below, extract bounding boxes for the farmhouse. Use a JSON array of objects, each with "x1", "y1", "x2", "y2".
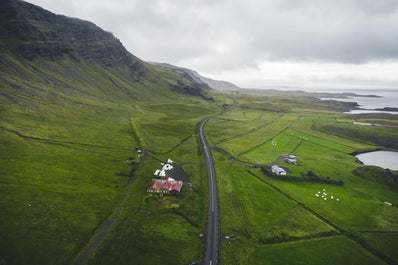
[
  {"x1": 147, "y1": 177, "x2": 183, "y2": 194},
  {"x1": 271, "y1": 165, "x2": 286, "y2": 175}
]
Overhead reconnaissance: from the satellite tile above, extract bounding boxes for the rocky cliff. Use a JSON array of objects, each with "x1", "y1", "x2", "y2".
[{"x1": 0, "y1": 0, "x2": 211, "y2": 100}]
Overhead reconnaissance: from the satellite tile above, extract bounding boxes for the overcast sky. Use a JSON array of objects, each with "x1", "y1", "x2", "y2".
[{"x1": 26, "y1": 0, "x2": 398, "y2": 90}]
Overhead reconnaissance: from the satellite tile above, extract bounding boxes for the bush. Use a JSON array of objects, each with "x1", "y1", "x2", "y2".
[{"x1": 261, "y1": 166, "x2": 344, "y2": 186}]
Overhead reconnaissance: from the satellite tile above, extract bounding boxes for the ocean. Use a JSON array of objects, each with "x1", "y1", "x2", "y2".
[{"x1": 317, "y1": 89, "x2": 398, "y2": 114}]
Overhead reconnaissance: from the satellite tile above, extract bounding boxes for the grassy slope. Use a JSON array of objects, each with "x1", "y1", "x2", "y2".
[
  {"x1": 0, "y1": 50, "x2": 217, "y2": 265},
  {"x1": 88, "y1": 100, "x2": 218, "y2": 265}
]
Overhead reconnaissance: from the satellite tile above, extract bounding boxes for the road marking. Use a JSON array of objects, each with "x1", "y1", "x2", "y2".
[{"x1": 210, "y1": 260, "x2": 212, "y2": 265}]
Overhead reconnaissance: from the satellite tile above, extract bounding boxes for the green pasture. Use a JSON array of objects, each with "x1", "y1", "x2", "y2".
[
  {"x1": 313, "y1": 120, "x2": 398, "y2": 149},
  {"x1": 285, "y1": 140, "x2": 358, "y2": 180},
  {"x1": 213, "y1": 151, "x2": 336, "y2": 264},
  {"x1": 217, "y1": 114, "x2": 299, "y2": 156},
  {"x1": 2, "y1": 82, "x2": 397, "y2": 265},
  {"x1": 205, "y1": 109, "x2": 280, "y2": 145},
  {"x1": 241, "y1": 131, "x2": 302, "y2": 164},
  {"x1": 234, "y1": 113, "x2": 372, "y2": 165},
  {"x1": 89, "y1": 157, "x2": 207, "y2": 265},
  {"x1": 131, "y1": 102, "x2": 217, "y2": 153},
  {"x1": 250, "y1": 173, "x2": 398, "y2": 231},
  {"x1": 250, "y1": 236, "x2": 386, "y2": 265},
  {"x1": 208, "y1": 93, "x2": 397, "y2": 264},
  {"x1": 85, "y1": 100, "x2": 213, "y2": 264},
  {"x1": 291, "y1": 120, "x2": 377, "y2": 151},
  {"x1": 0, "y1": 72, "x2": 214, "y2": 265},
  {"x1": 360, "y1": 232, "x2": 398, "y2": 263},
  {"x1": 0, "y1": 121, "x2": 131, "y2": 265}
]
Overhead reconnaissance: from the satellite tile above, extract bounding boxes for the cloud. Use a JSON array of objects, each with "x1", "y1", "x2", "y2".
[
  {"x1": 25, "y1": 0, "x2": 398, "y2": 88},
  {"x1": 204, "y1": 60, "x2": 398, "y2": 89},
  {"x1": 28, "y1": 0, "x2": 398, "y2": 64}
]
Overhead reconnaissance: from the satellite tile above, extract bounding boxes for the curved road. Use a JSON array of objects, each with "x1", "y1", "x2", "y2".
[{"x1": 200, "y1": 99, "x2": 237, "y2": 265}]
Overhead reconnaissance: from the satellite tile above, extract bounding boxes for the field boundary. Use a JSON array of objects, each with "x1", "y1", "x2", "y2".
[
  {"x1": 215, "y1": 114, "x2": 283, "y2": 145},
  {"x1": 245, "y1": 170, "x2": 396, "y2": 265},
  {"x1": 238, "y1": 116, "x2": 300, "y2": 156},
  {"x1": 0, "y1": 125, "x2": 132, "y2": 152}
]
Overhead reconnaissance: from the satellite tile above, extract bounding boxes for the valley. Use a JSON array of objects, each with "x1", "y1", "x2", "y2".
[{"x1": 1, "y1": 1, "x2": 397, "y2": 265}]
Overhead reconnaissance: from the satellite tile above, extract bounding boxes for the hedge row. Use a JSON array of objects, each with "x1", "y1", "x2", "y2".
[{"x1": 261, "y1": 167, "x2": 344, "y2": 186}]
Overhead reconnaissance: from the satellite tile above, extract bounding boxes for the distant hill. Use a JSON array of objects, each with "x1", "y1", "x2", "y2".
[{"x1": 150, "y1": 62, "x2": 241, "y2": 91}]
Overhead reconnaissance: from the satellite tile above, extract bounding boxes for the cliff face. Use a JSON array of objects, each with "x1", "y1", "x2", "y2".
[{"x1": 0, "y1": 0, "x2": 136, "y2": 66}]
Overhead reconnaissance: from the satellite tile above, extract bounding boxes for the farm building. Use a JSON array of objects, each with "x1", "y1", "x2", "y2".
[
  {"x1": 147, "y1": 177, "x2": 183, "y2": 194},
  {"x1": 271, "y1": 165, "x2": 286, "y2": 175},
  {"x1": 154, "y1": 163, "x2": 174, "y2": 177},
  {"x1": 284, "y1": 154, "x2": 297, "y2": 164}
]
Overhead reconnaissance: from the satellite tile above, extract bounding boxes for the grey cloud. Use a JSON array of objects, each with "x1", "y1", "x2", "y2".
[{"x1": 27, "y1": 0, "x2": 398, "y2": 71}]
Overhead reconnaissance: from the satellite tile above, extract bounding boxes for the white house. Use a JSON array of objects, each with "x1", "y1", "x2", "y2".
[
  {"x1": 162, "y1": 164, "x2": 173, "y2": 171},
  {"x1": 153, "y1": 163, "x2": 174, "y2": 177},
  {"x1": 271, "y1": 165, "x2": 286, "y2": 175}
]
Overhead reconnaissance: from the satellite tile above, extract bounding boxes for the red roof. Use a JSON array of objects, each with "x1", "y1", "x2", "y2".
[{"x1": 148, "y1": 177, "x2": 183, "y2": 194}]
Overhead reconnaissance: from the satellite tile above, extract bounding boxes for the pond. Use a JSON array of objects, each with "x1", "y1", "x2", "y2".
[{"x1": 356, "y1": 151, "x2": 398, "y2": 170}]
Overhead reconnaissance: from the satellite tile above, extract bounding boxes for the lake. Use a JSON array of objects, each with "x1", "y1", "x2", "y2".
[{"x1": 356, "y1": 151, "x2": 398, "y2": 170}]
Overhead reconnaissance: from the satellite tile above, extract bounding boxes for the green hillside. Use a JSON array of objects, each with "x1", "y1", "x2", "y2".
[{"x1": 0, "y1": 1, "x2": 216, "y2": 264}]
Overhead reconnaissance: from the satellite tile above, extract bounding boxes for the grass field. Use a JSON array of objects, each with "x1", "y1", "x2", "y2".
[
  {"x1": 0, "y1": 81, "x2": 144, "y2": 263},
  {"x1": 206, "y1": 91, "x2": 398, "y2": 264},
  {"x1": 86, "y1": 100, "x2": 217, "y2": 265},
  {"x1": 0, "y1": 62, "x2": 216, "y2": 265},
  {"x1": 250, "y1": 236, "x2": 386, "y2": 265},
  {"x1": 2, "y1": 83, "x2": 397, "y2": 264}
]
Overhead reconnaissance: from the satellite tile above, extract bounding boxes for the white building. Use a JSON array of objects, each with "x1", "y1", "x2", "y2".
[
  {"x1": 271, "y1": 165, "x2": 286, "y2": 175},
  {"x1": 285, "y1": 154, "x2": 297, "y2": 164}
]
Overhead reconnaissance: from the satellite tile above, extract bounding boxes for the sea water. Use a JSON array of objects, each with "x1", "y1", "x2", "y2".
[{"x1": 320, "y1": 89, "x2": 398, "y2": 114}]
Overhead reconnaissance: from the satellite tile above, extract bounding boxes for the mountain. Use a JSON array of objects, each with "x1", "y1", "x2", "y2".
[
  {"x1": 150, "y1": 62, "x2": 241, "y2": 91},
  {"x1": 0, "y1": 0, "x2": 212, "y2": 102}
]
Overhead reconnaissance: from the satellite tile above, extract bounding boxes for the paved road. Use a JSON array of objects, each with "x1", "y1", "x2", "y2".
[
  {"x1": 200, "y1": 99, "x2": 237, "y2": 265},
  {"x1": 200, "y1": 115, "x2": 219, "y2": 265}
]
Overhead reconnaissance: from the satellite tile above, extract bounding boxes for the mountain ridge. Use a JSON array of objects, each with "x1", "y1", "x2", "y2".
[
  {"x1": 149, "y1": 62, "x2": 241, "y2": 91},
  {"x1": 0, "y1": 0, "x2": 138, "y2": 65},
  {"x1": 0, "y1": 0, "x2": 212, "y2": 102}
]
